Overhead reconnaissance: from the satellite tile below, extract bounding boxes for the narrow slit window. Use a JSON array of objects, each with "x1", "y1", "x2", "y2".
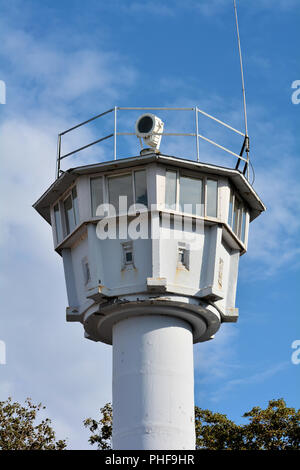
[
  {"x1": 64, "y1": 195, "x2": 75, "y2": 235},
  {"x1": 177, "y1": 242, "x2": 190, "y2": 270},
  {"x1": 122, "y1": 241, "x2": 134, "y2": 268},
  {"x1": 241, "y1": 209, "x2": 247, "y2": 243},
  {"x1": 63, "y1": 187, "x2": 79, "y2": 236},
  {"x1": 72, "y1": 187, "x2": 79, "y2": 224},
  {"x1": 178, "y1": 247, "x2": 185, "y2": 264},
  {"x1": 54, "y1": 204, "x2": 63, "y2": 244},
  {"x1": 233, "y1": 198, "x2": 241, "y2": 236},
  {"x1": 228, "y1": 191, "x2": 234, "y2": 227},
  {"x1": 91, "y1": 177, "x2": 103, "y2": 216},
  {"x1": 165, "y1": 170, "x2": 177, "y2": 210},
  {"x1": 134, "y1": 170, "x2": 148, "y2": 206},
  {"x1": 206, "y1": 179, "x2": 218, "y2": 217},
  {"x1": 179, "y1": 176, "x2": 203, "y2": 216}
]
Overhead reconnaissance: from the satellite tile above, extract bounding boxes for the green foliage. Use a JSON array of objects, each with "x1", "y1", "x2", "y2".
[
  {"x1": 0, "y1": 397, "x2": 66, "y2": 450},
  {"x1": 195, "y1": 407, "x2": 243, "y2": 450},
  {"x1": 86, "y1": 399, "x2": 300, "y2": 450},
  {"x1": 241, "y1": 398, "x2": 300, "y2": 450},
  {"x1": 84, "y1": 402, "x2": 112, "y2": 450}
]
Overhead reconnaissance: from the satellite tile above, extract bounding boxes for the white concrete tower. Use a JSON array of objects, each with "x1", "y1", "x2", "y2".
[{"x1": 33, "y1": 108, "x2": 265, "y2": 450}]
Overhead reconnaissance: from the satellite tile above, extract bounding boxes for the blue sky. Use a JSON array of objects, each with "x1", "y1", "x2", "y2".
[{"x1": 0, "y1": 0, "x2": 299, "y2": 449}]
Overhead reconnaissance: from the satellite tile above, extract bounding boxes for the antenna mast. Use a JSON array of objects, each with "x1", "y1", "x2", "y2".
[{"x1": 233, "y1": 0, "x2": 250, "y2": 179}]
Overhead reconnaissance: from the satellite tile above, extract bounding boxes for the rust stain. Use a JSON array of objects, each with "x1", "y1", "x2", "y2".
[{"x1": 218, "y1": 258, "x2": 224, "y2": 289}]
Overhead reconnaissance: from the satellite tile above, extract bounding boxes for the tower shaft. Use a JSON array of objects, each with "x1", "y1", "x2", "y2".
[{"x1": 112, "y1": 314, "x2": 195, "y2": 450}]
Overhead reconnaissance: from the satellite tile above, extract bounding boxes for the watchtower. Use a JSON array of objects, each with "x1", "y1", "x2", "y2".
[{"x1": 34, "y1": 107, "x2": 265, "y2": 449}]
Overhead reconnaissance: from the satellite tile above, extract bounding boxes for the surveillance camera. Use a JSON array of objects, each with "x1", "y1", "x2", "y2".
[{"x1": 135, "y1": 113, "x2": 164, "y2": 151}]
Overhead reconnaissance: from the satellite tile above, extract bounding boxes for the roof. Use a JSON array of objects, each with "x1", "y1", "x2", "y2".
[{"x1": 33, "y1": 153, "x2": 266, "y2": 224}]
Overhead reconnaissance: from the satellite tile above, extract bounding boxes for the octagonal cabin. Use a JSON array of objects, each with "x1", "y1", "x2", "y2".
[{"x1": 33, "y1": 153, "x2": 265, "y2": 344}]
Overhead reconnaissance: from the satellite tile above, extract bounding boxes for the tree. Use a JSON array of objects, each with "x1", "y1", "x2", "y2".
[
  {"x1": 241, "y1": 398, "x2": 300, "y2": 450},
  {"x1": 84, "y1": 402, "x2": 112, "y2": 450},
  {"x1": 0, "y1": 397, "x2": 66, "y2": 450},
  {"x1": 195, "y1": 407, "x2": 243, "y2": 450},
  {"x1": 85, "y1": 399, "x2": 300, "y2": 450}
]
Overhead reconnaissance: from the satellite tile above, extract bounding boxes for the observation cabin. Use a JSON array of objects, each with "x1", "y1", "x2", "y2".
[{"x1": 33, "y1": 107, "x2": 265, "y2": 450}]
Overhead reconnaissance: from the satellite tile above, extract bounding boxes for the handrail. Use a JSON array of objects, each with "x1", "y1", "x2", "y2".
[{"x1": 56, "y1": 106, "x2": 249, "y2": 180}]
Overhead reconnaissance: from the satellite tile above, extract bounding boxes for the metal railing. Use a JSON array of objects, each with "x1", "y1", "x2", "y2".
[{"x1": 56, "y1": 106, "x2": 250, "y2": 180}]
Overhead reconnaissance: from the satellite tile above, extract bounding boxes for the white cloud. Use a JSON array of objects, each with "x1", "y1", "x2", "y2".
[
  {"x1": 0, "y1": 19, "x2": 137, "y2": 449},
  {"x1": 0, "y1": 0, "x2": 298, "y2": 448},
  {"x1": 210, "y1": 361, "x2": 289, "y2": 402}
]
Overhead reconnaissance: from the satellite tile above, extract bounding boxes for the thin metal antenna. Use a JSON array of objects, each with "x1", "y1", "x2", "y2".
[{"x1": 233, "y1": 0, "x2": 250, "y2": 179}]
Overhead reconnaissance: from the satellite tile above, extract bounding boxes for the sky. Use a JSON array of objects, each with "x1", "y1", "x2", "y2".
[{"x1": 0, "y1": 0, "x2": 299, "y2": 449}]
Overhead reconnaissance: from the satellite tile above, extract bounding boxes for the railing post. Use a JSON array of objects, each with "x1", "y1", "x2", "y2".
[
  {"x1": 114, "y1": 106, "x2": 117, "y2": 160},
  {"x1": 56, "y1": 134, "x2": 61, "y2": 179},
  {"x1": 195, "y1": 107, "x2": 199, "y2": 162}
]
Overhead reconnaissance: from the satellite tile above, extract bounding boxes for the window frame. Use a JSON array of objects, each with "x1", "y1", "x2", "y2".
[
  {"x1": 204, "y1": 177, "x2": 218, "y2": 218},
  {"x1": 165, "y1": 168, "x2": 218, "y2": 219},
  {"x1": 62, "y1": 184, "x2": 79, "y2": 237},
  {"x1": 90, "y1": 175, "x2": 105, "y2": 217},
  {"x1": 121, "y1": 241, "x2": 134, "y2": 269},
  {"x1": 53, "y1": 203, "x2": 63, "y2": 245},
  {"x1": 90, "y1": 168, "x2": 148, "y2": 217},
  {"x1": 228, "y1": 185, "x2": 248, "y2": 244}
]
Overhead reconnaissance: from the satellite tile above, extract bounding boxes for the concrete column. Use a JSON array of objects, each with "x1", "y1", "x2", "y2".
[{"x1": 112, "y1": 314, "x2": 195, "y2": 450}]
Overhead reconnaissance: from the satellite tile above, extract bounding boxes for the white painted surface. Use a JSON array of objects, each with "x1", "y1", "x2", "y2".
[{"x1": 112, "y1": 315, "x2": 195, "y2": 450}]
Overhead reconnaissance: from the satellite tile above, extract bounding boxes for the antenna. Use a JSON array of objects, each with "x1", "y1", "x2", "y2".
[{"x1": 233, "y1": 0, "x2": 250, "y2": 179}]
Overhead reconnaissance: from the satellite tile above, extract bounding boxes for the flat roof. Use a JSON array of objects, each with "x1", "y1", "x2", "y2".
[{"x1": 33, "y1": 153, "x2": 266, "y2": 224}]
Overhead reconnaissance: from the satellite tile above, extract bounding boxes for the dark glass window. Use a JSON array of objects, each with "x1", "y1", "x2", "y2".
[
  {"x1": 165, "y1": 170, "x2": 177, "y2": 210},
  {"x1": 228, "y1": 191, "x2": 234, "y2": 226},
  {"x1": 134, "y1": 170, "x2": 148, "y2": 206},
  {"x1": 63, "y1": 186, "x2": 78, "y2": 235},
  {"x1": 54, "y1": 204, "x2": 63, "y2": 244},
  {"x1": 179, "y1": 176, "x2": 203, "y2": 216},
  {"x1": 91, "y1": 177, "x2": 103, "y2": 216},
  {"x1": 108, "y1": 174, "x2": 133, "y2": 213},
  {"x1": 206, "y1": 179, "x2": 218, "y2": 217}
]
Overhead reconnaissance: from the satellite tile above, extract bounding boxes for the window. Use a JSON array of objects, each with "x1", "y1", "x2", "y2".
[
  {"x1": 54, "y1": 204, "x2": 63, "y2": 244},
  {"x1": 134, "y1": 170, "x2": 148, "y2": 206},
  {"x1": 91, "y1": 177, "x2": 103, "y2": 216},
  {"x1": 240, "y1": 209, "x2": 247, "y2": 243},
  {"x1": 228, "y1": 191, "x2": 234, "y2": 226},
  {"x1": 122, "y1": 241, "x2": 134, "y2": 268},
  {"x1": 165, "y1": 170, "x2": 217, "y2": 218},
  {"x1": 206, "y1": 179, "x2": 218, "y2": 217},
  {"x1": 177, "y1": 242, "x2": 190, "y2": 270},
  {"x1": 179, "y1": 176, "x2": 202, "y2": 216},
  {"x1": 64, "y1": 186, "x2": 79, "y2": 235},
  {"x1": 107, "y1": 170, "x2": 148, "y2": 214},
  {"x1": 165, "y1": 170, "x2": 177, "y2": 210},
  {"x1": 233, "y1": 197, "x2": 241, "y2": 236},
  {"x1": 72, "y1": 187, "x2": 79, "y2": 223},
  {"x1": 108, "y1": 174, "x2": 133, "y2": 213},
  {"x1": 228, "y1": 188, "x2": 247, "y2": 243}
]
